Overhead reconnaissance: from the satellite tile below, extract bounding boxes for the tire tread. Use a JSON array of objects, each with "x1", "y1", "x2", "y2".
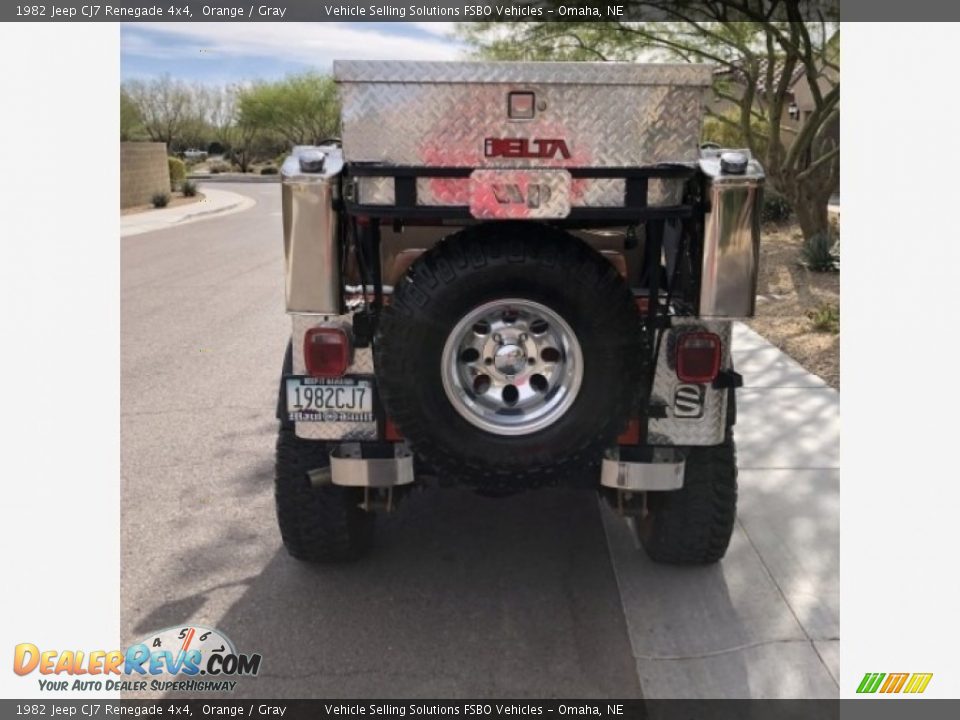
[
  {"x1": 274, "y1": 428, "x2": 373, "y2": 562},
  {"x1": 638, "y1": 434, "x2": 738, "y2": 565},
  {"x1": 376, "y1": 223, "x2": 644, "y2": 489}
]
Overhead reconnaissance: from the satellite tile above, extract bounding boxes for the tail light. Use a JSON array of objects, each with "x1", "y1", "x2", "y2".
[
  {"x1": 304, "y1": 327, "x2": 351, "y2": 378},
  {"x1": 676, "y1": 332, "x2": 721, "y2": 384}
]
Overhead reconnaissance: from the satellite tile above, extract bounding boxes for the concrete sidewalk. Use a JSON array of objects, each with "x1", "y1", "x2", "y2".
[
  {"x1": 187, "y1": 173, "x2": 280, "y2": 184},
  {"x1": 602, "y1": 322, "x2": 839, "y2": 698},
  {"x1": 121, "y1": 186, "x2": 256, "y2": 237}
]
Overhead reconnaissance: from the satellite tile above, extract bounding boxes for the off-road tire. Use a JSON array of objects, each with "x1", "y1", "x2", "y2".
[
  {"x1": 375, "y1": 223, "x2": 644, "y2": 489},
  {"x1": 637, "y1": 433, "x2": 738, "y2": 564},
  {"x1": 275, "y1": 429, "x2": 374, "y2": 562},
  {"x1": 274, "y1": 343, "x2": 374, "y2": 562}
]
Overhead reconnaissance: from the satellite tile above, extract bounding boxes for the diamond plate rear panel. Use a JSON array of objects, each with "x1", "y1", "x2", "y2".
[
  {"x1": 649, "y1": 319, "x2": 732, "y2": 446},
  {"x1": 292, "y1": 314, "x2": 378, "y2": 441},
  {"x1": 416, "y1": 177, "x2": 469, "y2": 207},
  {"x1": 360, "y1": 176, "x2": 685, "y2": 209},
  {"x1": 469, "y1": 169, "x2": 571, "y2": 219},
  {"x1": 336, "y1": 61, "x2": 710, "y2": 170}
]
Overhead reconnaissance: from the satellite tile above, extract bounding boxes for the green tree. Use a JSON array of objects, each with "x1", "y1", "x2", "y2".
[
  {"x1": 182, "y1": 82, "x2": 235, "y2": 152},
  {"x1": 120, "y1": 88, "x2": 144, "y2": 141},
  {"x1": 204, "y1": 84, "x2": 240, "y2": 151},
  {"x1": 122, "y1": 75, "x2": 194, "y2": 148},
  {"x1": 461, "y1": 9, "x2": 839, "y2": 241},
  {"x1": 198, "y1": 83, "x2": 265, "y2": 171},
  {"x1": 236, "y1": 72, "x2": 340, "y2": 147},
  {"x1": 123, "y1": 77, "x2": 221, "y2": 152}
]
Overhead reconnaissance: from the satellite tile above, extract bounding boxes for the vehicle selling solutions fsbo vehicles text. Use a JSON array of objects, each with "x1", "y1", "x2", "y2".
[
  {"x1": 324, "y1": 4, "x2": 464, "y2": 17},
  {"x1": 322, "y1": 5, "x2": 624, "y2": 18}
]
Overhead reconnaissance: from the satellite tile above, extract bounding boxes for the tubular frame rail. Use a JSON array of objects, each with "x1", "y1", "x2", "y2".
[{"x1": 341, "y1": 163, "x2": 700, "y2": 225}]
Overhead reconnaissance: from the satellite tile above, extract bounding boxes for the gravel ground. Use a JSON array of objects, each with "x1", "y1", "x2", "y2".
[{"x1": 748, "y1": 222, "x2": 840, "y2": 389}]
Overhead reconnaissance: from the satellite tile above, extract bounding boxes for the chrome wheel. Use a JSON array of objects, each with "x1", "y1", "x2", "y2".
[{"x1": 441, "y1": 299, "x2": 584, "y2": 436}]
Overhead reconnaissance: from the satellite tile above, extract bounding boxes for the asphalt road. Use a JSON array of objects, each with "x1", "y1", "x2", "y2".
[{"x1": 121, "y1": 182, "x2": 642, "y2": 698}]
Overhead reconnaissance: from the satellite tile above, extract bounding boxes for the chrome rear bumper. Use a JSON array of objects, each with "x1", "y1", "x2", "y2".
[
  {"x1": 326, "y1": 442, "x2": 415, "y2": 488},
  {"x1": 600, "y1": 447, "x2": 685, "y2": 491}
]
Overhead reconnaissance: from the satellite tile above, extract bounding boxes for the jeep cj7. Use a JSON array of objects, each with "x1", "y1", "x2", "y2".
[{"x1": 275, "y1": 61, "x2": 764, "y2": 564}]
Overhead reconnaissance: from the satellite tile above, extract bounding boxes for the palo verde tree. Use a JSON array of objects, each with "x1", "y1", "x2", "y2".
[
  {"x1": 461, "y1": 5, "x2": 839, "y2": 242},
  {"x1": 120, "y1": 87, "x2": 144, "y2": 141},
  {"x1": 236, "y1": 72, "x2": 340, "y2": 148}
]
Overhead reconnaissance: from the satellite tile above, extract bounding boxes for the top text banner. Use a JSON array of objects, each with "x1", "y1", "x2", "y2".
[{"x1": 2, "y1": 1, "x2": 853, "y2": 23}]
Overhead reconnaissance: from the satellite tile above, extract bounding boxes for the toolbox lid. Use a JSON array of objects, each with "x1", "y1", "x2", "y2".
[{"x1": 333, "y1": 60, "x2": 713, "y2": 87}]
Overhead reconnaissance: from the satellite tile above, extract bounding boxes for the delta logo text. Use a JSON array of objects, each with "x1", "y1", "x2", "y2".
[
  {"x1": 856, "y1": 672, "x2": 933, "y2": 695},
  {"x1": 484, "y1": 137, "x2": 571, "y2": 160},
  {"x1": 13, "y1": 625, "x2": 261, "y2": 693}
]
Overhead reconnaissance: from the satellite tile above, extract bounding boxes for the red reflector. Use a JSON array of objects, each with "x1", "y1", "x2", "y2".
[
  {"x1": 676, "y1": 332, "x2": 722, "y2": 384},
  {"x1": 384, "y1": 418, "x2": 403, "y2": 442},
  {"x1": 304, "y1": 327, "x2": 350, "y2": 378},
  {"x1": 617, "y1": 418, "x2": 642, "y2": 446}
]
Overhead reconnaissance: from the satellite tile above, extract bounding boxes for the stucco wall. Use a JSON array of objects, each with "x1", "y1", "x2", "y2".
[{"x1": 120, "y1": 142, "x2": 170, "y2": 208}]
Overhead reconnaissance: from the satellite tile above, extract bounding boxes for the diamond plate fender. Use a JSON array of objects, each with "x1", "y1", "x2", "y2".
[{"x1": 648, "y1": 319, "x2": 733, "y2": 446}]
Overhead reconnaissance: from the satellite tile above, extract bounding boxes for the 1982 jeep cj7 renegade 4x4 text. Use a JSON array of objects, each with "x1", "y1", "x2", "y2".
[{"x1": 275, "y1": 61, "x2": 764, "y2": 564}]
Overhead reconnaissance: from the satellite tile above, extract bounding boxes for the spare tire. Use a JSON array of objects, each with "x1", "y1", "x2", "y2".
[{"x1": 375, "y1": 223, "x2": 644, "y2": 488}]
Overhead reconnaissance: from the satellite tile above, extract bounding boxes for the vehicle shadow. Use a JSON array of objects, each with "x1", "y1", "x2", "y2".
[{"x1": 144, "y1": 485, "x2": 643, "y2": 699}]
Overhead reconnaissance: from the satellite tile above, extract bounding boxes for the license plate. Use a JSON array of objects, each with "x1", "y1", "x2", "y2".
[
  {"x1": 469, "y1": 169, "x2": 571, "y2": 219},
  {"x1": 285, "y1": 377, "x2": 374, "y2": 423}
]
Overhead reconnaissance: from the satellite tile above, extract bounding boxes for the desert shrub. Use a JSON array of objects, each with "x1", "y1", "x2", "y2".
[
  {"x1": 761, "y1": 190, "x2": 793, "y2": 223},
  {"x1": 829, "y1": 214, "x2": 840, "y2": 265},
  {"x1": 167, "y1": 157, "x2": 186, "y2": 190},
  {"x1": 181, "y1": 180, "x2": 198, "y2": 197},
  {"x1": 208, "y1": 160, "x2": 232, "y2": 174},
  {"x1": 260, "y1": 165, "x2": 278, "y2": 175},
  {"x1": 800, "y1": 231, "x2": 839, "y2": 272},
  {"x1": 151, "y1": 192, "x2": 170, "y2": 208},
  {"x1": 808, "y1": 303, "x2": 840, "y2": 334}
]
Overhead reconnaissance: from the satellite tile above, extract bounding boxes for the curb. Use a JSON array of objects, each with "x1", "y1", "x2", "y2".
[
  {"x1": 187, "y1": 174, "x2": 280, "y2": 184},
  {"x1": 174, "y1": 199, "x2": 243, "y2": 223},
  {"x1": 121, "y1": 189, "x2": 256, "y2": 237}
]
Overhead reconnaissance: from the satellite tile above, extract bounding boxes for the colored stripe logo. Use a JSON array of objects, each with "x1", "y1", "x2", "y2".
[{"x1": 857, "y1": 672, "x2": 933, "y2": 694}]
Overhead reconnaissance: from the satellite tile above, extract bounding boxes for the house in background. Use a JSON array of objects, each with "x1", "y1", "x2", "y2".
[
  {"x1": 712, "y1": 60, "x2": 838, "y2": 145},
  {"x1": 709, "y1": 58, "x2": 838, "y2": 193}
]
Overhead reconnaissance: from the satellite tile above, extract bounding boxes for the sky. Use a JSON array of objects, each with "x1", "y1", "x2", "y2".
[{"x1": 120, "y1": 22, "x2": 467, "y2": 84}]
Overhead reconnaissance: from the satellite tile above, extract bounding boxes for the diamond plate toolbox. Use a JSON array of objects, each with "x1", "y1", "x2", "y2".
[{"x1": 335, "y1": 61, "x2": 712, "y2": 209}]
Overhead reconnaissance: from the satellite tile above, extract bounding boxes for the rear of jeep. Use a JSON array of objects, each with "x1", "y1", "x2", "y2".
[{"x1": 275, "y1": 61, "x2": 763, "y2": 564}]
